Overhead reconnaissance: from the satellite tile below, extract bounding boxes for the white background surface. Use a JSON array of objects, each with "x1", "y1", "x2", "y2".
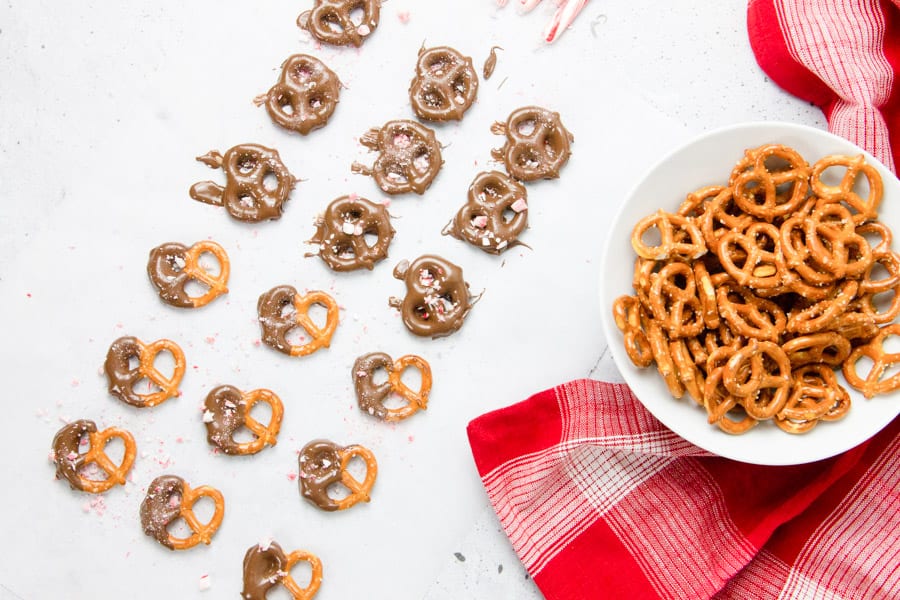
[{"x1": 0, "y1": 1, "x2": 824, "y2": 599}]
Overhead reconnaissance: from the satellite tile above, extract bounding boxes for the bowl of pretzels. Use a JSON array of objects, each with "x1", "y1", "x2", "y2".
[{"x1": 600, "y1": 121, "x2": 900, "y2": 465}]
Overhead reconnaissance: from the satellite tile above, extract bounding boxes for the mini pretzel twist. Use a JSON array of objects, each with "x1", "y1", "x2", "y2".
[
  {"x1": 776, "y1": 365, "x2": 851, "y2": 433},
  {"x1": 203, "y1": 385, "x2": 284, "y2": 455},
  {"x1": 647, "y1": 262, "x2": 705, "y2": 338},
  {"x1": 352, "y1": 119, "x2": 443, "y2": 195},
  {"x1": 242, "y1": 542, "x2": 323, "y2": 600},
  {"x1": 140, "y1": 475, "x2": 225, "y2": 550},
  {"x1": 631, "y1": 210, "x2": 706, "y2": 261},
  {"x1": 722, "y1": 340, "x2": 792, "y2": 419},
  {"x1": 730, "y1": 143, "x2": 810, "y2": 220},
  {"x1": 298, "y1": 439, "x2": 378, "y2": 512},
  {"x1": 307, "y1": 195, "x2": 395, "y2": 271},
  {"x1": 104, "y1": 336, "x2": 186, "y2": 408},
  {"x1": 612, "y1": 295, "x2": 653, "y2": 368},
  {"x1": 843, "y1": 323, "x2": 900, "y2": 398},
  {"x1": 51, "y1": 420, "x2": 137, "y2": 493},
  {"x1": 782, "y1": 332, "x2": 852, "y2": 367},
  {"x1": 353, "y1": 352, "x2": 432, "y2": 421},
  {"x1": 257, "y1": 285, "x2": 340, "y2": 357},
  {"x1": 147, "y1": 240, "x2": 230, "y2": 308},
  {"x1": 810, "y1": 154, "x2": 883, "y2": 223},
  {"x1": 258, "y1": 54, "x2": 341, "y2": 135},
  {"x1": 804, "y1": 203, "x2": 873, "y2": 279},
  {"x1": 297, "y1": 0, "x2": 380, "y2": 47},
  {"x1": 409, "y1": 46, "x2": 479, "y2": 122},
  {"x1": 716, "y1": 222, "x2": 785, "y2": 289},
  {"x1": 490, "y1": 106, "x2": 574, "y2": 181},
  {"x1": 444, "y1": 171, "x2": 528, "y2": 254},
  {"x1": 190, "y1": 144, "x2": 297, "y2": 222},
  {"x1": 716, "y1": 281, "x2": 786, "y2": 341}
]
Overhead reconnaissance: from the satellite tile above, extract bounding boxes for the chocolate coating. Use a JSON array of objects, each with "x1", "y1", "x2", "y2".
[
  {"x1": 242, "y1": 542, "x2": 290, "y2": 599},
  {"x1": 351, "y1": 119, "x2": 443, "y2": 195},
  {"x1": 190, "y1": 144, "x2": 295, "y2": 222},
  {"x1": 483, "y1": 46, "x2": 501, "y2": 80},
  {"x1": 203, "y1": 385, "x2": 254, "y2": 455},
  {"x1": 262, "y1": 54, "x2": 340, "y2": 135},
  {"x1": 140, "y1": 475, "x2": 185, "y2": 550},
  {"x1": 352, "y1": 352, "x2": 394, "y2": 420},
  {"x1": 409, "y1": 46, "x2": 478, "y2": 122},
  {"x1": 104, "y1": 336, "x2": 146, "y2": 406},
  {"x1": 491, "y1": 106, "x2": 574, "y2": 181},
  {"x1": 257, "y1": 285, "x2": 301, "y2": 355},
  {"x1": 444, "y1": 171, "x2": 528, "y2": 254},
  {"x1": 388, "y1": 255, "x2": 474, "y2": 338},
  {"x1": 51, "y1": 419, "x2": 97, "y2": 491},
  {"x1": 297, "y1": 0, "x2": 380, "y2": 47},
  {"x1": 297, "y1": 439, "x2": 346, "y2": 512},
  {"x1": 308, "y1": 195, "x2": 395, "y2": 271}
]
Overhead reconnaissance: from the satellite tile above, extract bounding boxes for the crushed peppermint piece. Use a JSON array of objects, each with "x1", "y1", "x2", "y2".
[
  {"x1": 259, "y1": 537, "x2": 274, "y2": 551},
  {"x1": 511, "y1": 198, "x2": 528, "y2": 212},
  {"x1": 357, "y1": 24, "x2": 371, "y2": 36},
  {"x1": 342, "y1": 222, "x2": 356, "y2": 235},
  {"x1": 198, "y1": 574, "x2": 211, "y2": 591},
  {"x1": 473, "y1": 215, "x2": 488, "y2": 229},
  {"x1": 482, "y1": 237, "x2": 491, "y2": 246},
  {"x1": 497, "y1": 240, "x2": 509, "y2": 250}
]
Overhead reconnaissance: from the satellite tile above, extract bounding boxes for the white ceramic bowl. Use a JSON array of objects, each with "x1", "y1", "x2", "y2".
[{"x1": 599, "y1": 122, "x2": 900, "y2": 465}]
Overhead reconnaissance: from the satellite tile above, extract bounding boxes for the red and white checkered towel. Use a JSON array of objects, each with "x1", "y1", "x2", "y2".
[
  {"x1": 467, "y1": 3, "x2": 900, "y2": 597},
  {"x1": 468, "y1": 380, "x2": 899, "y2": 599},
  {"x1": 748, "y1": 0, "x2": 900, "y2": 173}
]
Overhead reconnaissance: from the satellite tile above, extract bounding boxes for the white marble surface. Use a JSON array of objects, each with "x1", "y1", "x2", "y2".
[{"x1": 0, "y1": 1, "x2": 824, "y2": 599}]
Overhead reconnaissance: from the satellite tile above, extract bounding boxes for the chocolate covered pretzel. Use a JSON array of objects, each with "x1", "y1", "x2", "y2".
[
  {"x1": 297, "y1": 0, "x2": 380, "y2": 47},
  {"x1": 203, "y1": 385, "x2": 283, "y2": 455},
  {"x1": 307, "y1": 195, "x2": 394, "y2": 271},
  {"x1": 389, "y1": 255, "x2": 474, "y2": 338},
  {"x1": 190, "y1": 144, "x2": 296, "y2": 222},
  {"x1": 242, "y1": 541, "x2": 323, "y2": 600},
  {"x1": 104, "y1": 336, "x2": 186, "y2": 408},
  {"x1": 443, "y1": 170, "x2": 528, "y2": 254},
  {"x1": 140, "y1": 475, "x2": 225, "y2": 550},
  {"x1": 353, "y1": 352, "x2": 432, "y2": 421},
  {"x1": 51, "y1": 419, "x2": 136, "y2": 493},
  {"x1": 297, "y1": 439, "x2": 377, "y2": 512},
  {"x1": 352, "y1": 119, "x2": 443, "y2": 195},
  {"x1": 491, "y1": 106, "x2": 573, "y2": 181},
  {"x1": 409, "y1": 46, "x2": 478, "y2": 122},
  {"x1": 146, "y1": 240, "x2": 230, "y2": 308},
  {"x1": 258, "y1": 54, "x2": 341, "y2": 135},
  {"x1": 257, "y1": 285, "x2": 340, "y2": 356}
]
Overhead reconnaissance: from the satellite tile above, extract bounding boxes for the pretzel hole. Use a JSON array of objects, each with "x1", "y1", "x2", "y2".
[
  {"x1": 285, "y1": 325, "x2": 308, "y2": 348},
  {"x1": 99, "y1": 435, "x2": 126, "y2": 467},
  {"x1": 266, "y1": 586, "x2": 298, "y2": 600},
  {"x1": 364, "y1": 232, "x2": 379, "y2": 248},
  {"x1": 422, "y1": 89, "x2": 447, "y2": 109},
  {"x1": 397, "y1": 364, "x2": 423, "y2": 393},
  {"x1": 869, "y1": 288, "x2": 899, "y2": 316},
  {"x1": 128, "y1": 354, "x2": 141, "y2": 371},
  {"x1": 184, "y1": 279, "x2": 213, "y2": 300},
  {"x1": 198, "y1": 252, "x2": 224, "y2": 277},
  {"x1": 249, "y1": 400, "x2": 273, "y2": 426},
  {"x1": 325, "y1": 481, "x2": 352, "y2": 502},
  {"x1": 190, "y1": 495, "x2": 217, "y2": 524},
  {"x1": 237, "y1": 154, "x2": 258, "y2": 174},
  {"x1": 166, "y1": 517, "x2": 193, "y2": 540},
  {"x1": 134, "y1": 376, "x2": 164, "y2": 396},
  {"x1": 292, "y1": 64, "x2": 313, "y2": 82},
  {"x1": 385, "y1": 165, "x2": 409, "y2": 184},
  {"x1": 278, "y1": 97, "x2": 295, "y2": 116},
  {"x1": 370, "y1": 367, "x2": 389, "y2": 387},
  {"x1": 452, "y1": 75, "x2": 468, "y2": 100},
  {"x1": 231, "y1": 425, "x2": 258, "y2": 444},
  {"x1": 333, "y1": 242, "x2": 357, "y2": 259},
  {"x1": 515, "y1": 147, "x2": 541, "y2": 170},
  {"x1": 517, "y1": 119, "x2": 536, "y2": 136},
  {"x1": 392, "y1": 133, "x2": 411, "y2": 149},
  {"x1": 262, "y1": 172, "x2": 279, "y2": 192},
  {"x1": 309, "y1": 95, "x2": 324, "y2": 110},
  {"x1": 501, "y1": 207, "x2": 516, "y2": 224},
  {"x1": 349, "y1": 6, "x2": 365, "y2": 26},
  {"x1": 637, "y1": 225, "x2": 662, "y2": 250},
  {"x1": 427, "y1": 54, "x2": 451, "y2": 75},
  {"x1": 881, "y1": 335, "x2": 900, "y2": 355},
  {"x1": 320, "y1": 14, "x2": 345, "y2": 34}
]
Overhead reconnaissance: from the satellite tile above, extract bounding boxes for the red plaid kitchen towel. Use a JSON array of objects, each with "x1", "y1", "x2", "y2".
[
  {"x1": 747, "y1": 0, "x2": 900, "y2": 173},
  {"x1": 467, "y1": 379, "x2": 900, "y2": 599}
]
